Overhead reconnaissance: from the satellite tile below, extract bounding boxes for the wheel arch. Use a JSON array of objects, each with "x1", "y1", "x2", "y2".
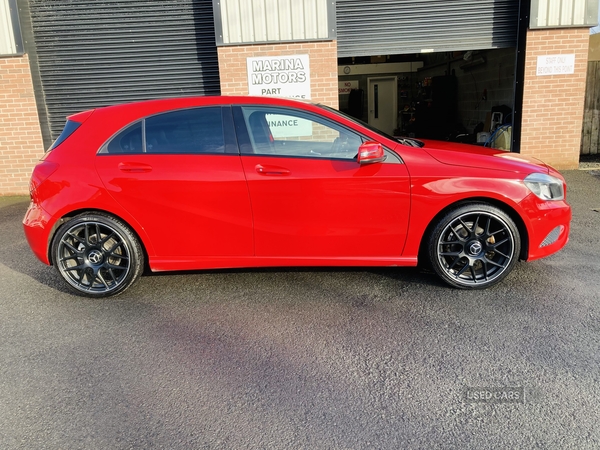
[
  {"x1": 47, "y1": 208, "x2": 150, "y2": 269},
  {"x1": 418, "y1": 197, "x2": 529, "y2": 264}
]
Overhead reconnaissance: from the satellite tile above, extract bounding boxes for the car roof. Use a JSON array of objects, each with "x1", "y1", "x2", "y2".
[{"x1": 67, "y1": 96, "x2": 323, "y2": 126}]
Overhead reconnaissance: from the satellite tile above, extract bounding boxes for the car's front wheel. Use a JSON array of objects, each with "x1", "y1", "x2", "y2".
[
  {"x1": 51, "y1": 213, "x2": 144, "y2": 297},
  {"x1": 428, "y1": 203, "x2": 521, "y2": 289}
]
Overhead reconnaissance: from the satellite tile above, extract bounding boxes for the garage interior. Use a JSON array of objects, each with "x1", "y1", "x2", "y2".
[
  {"x1": 338, "y1": 48, "x2": 517, "y2": 149},
  {"x1": 335, "y1": 0, "x2": 519, "y2": 150}
]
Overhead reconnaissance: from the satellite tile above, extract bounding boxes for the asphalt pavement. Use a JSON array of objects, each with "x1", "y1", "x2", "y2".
[{"x1": 1, "y1": 170, "x2": 599, "y2": 449}]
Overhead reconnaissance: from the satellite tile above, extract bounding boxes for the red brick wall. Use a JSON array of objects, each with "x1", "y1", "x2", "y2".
[
  {"x1": 218, "y1": 41, "x2": 339, "y2": 109},
  {"x1": 0, "y1": 55, "x2": 44, "y2": 195},
  {"x1": 521, "y1": 28, "x2": 589, "y2": 170}
]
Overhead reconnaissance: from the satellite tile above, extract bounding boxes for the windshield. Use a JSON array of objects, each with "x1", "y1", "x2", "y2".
[{"x1": 315, "y1": 104, "x2": 424, "y2": 148}]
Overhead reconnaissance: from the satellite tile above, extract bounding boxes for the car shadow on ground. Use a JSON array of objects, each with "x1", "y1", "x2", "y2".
[{"x1": 142, "y1": 265, "x2": 444, "y2": 291}]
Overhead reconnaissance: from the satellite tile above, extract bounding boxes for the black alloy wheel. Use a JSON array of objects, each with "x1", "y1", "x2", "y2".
[
  {"x1": 51, "y1": 213, "x2": 143, "y2": 297},
  {"x1": 428, "y1": 204, "x2": 521, "y2": 289}
]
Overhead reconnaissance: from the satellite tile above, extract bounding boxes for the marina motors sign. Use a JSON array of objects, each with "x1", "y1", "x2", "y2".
[
  {"x1": 247, "y1": 54, "x2": 312, "y2": 138},
  {"x1": 247, "y1": 54, "x2": 311, "y2": 99}
]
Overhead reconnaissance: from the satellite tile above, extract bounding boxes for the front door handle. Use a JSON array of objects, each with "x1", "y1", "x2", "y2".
[
  {"x1": 255, "y1": 164, "x2": 291, "y2": 176},
  {"x1": 118, "y1": 162, "x2": 152, "y2": 173}
]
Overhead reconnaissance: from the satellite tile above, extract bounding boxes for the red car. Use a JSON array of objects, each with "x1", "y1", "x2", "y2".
[{"x1": 23, "y1": 96, "x2": 571, "y2": 297}]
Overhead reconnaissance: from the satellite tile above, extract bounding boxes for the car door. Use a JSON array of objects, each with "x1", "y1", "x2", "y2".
[
  {"x1": 95, "y1": 106, "x2": 253, "y2": 259},
  {"x1": 233, "y1": 105, "x2": 410, "y2": 259}
]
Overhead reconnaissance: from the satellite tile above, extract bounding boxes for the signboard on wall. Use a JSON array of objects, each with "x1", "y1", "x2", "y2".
[
  {"x1": 536, "y1": 54, "x2": 575, "y2": 76},
  {"x1": 247, "y1": 54, "x2": 311, "y2": 99}
]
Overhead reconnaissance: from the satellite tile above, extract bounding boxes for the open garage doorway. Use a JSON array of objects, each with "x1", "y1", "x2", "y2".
[
  {"x1": 335, "y1": 0, "x2": 520, "y2": 150},
  {"x1": 338, "y1": 48, "x2": 517, "y2": 150}
]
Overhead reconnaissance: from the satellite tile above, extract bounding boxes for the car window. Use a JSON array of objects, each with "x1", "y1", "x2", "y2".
[
  {"x1": 240, "y1": 106, "x2": 363, "y2": 159},
  {"x1": 145, "y1": 107, "x2": 224, "y2": 154},
  {"x1": 103, "y1": 121, "x2": 143, "y2": 154},
  {"x1": 100, "y1": 107, "x2": 225, "y2": 154},
  {"x1": 48, "y1": 120, "x2": 81, "y2": 152}
]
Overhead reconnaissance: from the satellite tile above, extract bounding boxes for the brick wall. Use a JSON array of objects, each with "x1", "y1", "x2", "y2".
[
  {"x1": 0, "y1": 55, "x2": 44, "y2": 195},
  {"x1": 521, "y1": 28, "x2": 589, "y2": 170},
  {"x1": 218, "y1": 41, "x2": 339, "y2": 109}
]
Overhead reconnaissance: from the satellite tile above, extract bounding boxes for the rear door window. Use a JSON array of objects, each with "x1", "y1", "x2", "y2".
[
  {"x1": 145, "y1": 107, "x2": 225, "y2": 154},
  {"x1": 103, "y1": 121, "x2": 143, "y2": 154}
]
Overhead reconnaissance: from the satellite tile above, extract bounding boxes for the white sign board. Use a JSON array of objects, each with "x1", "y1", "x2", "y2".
[
  {"x1": 266, "y1": 114, "x2": 312, "y2": 138},
  {"x1": 247, "y1": 54, "x2": 311, "y2": 99},
  {"x1": 338, "y1": 80, "x2": 359, "y2": 95},
  {"x1": 536, "y1": 54, "x2": 575, "y2": 76}
]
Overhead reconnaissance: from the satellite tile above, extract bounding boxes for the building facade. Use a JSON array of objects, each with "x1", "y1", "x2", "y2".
[{"x1": 0, "y1": 0, "x2": 597, "y2": 195}]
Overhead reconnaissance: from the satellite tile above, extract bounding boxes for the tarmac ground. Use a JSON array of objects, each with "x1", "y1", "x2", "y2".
[{"x1": 0, "y1": 170, "x2": 599, "y2": 449}]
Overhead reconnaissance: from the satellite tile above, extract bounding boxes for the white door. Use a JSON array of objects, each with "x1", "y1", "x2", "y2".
[{"x1": 368, "y1": 76, "x2": 397, "y2": 135}]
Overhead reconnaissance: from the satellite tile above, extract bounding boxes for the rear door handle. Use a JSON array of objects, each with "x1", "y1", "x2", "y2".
[
  {"x1": 255, "y1": 164, "x2": 290, "y2": 176},
  {"x1": 118, "y1": 162, "x2": 152, "y2": 173}
]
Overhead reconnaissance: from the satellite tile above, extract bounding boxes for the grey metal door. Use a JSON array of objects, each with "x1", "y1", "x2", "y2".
[
  {"x1": 337, "y1": 0, "x2": 519, "y2": 57},
  {"x1": 26, "y1": 0, "x2": 220, "y2": 142}
]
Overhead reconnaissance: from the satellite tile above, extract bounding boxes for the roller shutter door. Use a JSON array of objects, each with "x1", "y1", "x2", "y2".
[
  {"x1": 28, "y1": 0, "x2": 220, "y2": 140},
  {"x1": 337, "y1": 0, "x2": 519, "y2": 58}
]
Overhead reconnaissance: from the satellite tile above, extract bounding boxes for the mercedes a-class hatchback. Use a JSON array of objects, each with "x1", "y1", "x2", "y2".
[{"x1": 23, "y1": 96, "x2": 571, "y2": 297}]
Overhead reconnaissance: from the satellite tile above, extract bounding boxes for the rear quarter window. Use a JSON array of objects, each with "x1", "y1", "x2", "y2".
[{"x1": 48, "y1": 120, "x2": 81, "y2": 151}]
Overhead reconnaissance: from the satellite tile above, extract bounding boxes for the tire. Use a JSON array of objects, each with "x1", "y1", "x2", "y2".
[
  {"x1": 51, "y1": 213, "x2": 144, "y2": 297},
  {"x1": 428, "y1": 203, "x2": 520, "y2": 289}
]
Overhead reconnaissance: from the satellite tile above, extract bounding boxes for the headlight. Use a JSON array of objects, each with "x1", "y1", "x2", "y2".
[{"x1": 523, "y1": 173, "x2": 564, "y2": 201}]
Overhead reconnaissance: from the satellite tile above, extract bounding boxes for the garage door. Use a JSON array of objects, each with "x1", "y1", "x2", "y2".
[
  {"x1": 27, "y1": 0, "x2": 220, "y2": 140},
  {"x1": 337, "y1": 0, "x2": 519, "y2": 58}
]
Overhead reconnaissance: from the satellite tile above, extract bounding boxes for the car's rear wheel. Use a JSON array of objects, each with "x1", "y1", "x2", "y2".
[
  {"x1": 428, "y1": 203, "x2": 520, "y2": 289},
  {"x1": 51, "y1": 213, "x2": 143, "y2": 297}
]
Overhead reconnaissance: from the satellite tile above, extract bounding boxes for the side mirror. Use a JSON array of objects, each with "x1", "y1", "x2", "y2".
[{"x1": 357, "y1": 141, "x2": 385, "y2": 165}]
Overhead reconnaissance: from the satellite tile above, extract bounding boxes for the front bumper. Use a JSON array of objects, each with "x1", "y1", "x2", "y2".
[{"x1": 519, "y1": 193, "x2": 571, "y2": 261}]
